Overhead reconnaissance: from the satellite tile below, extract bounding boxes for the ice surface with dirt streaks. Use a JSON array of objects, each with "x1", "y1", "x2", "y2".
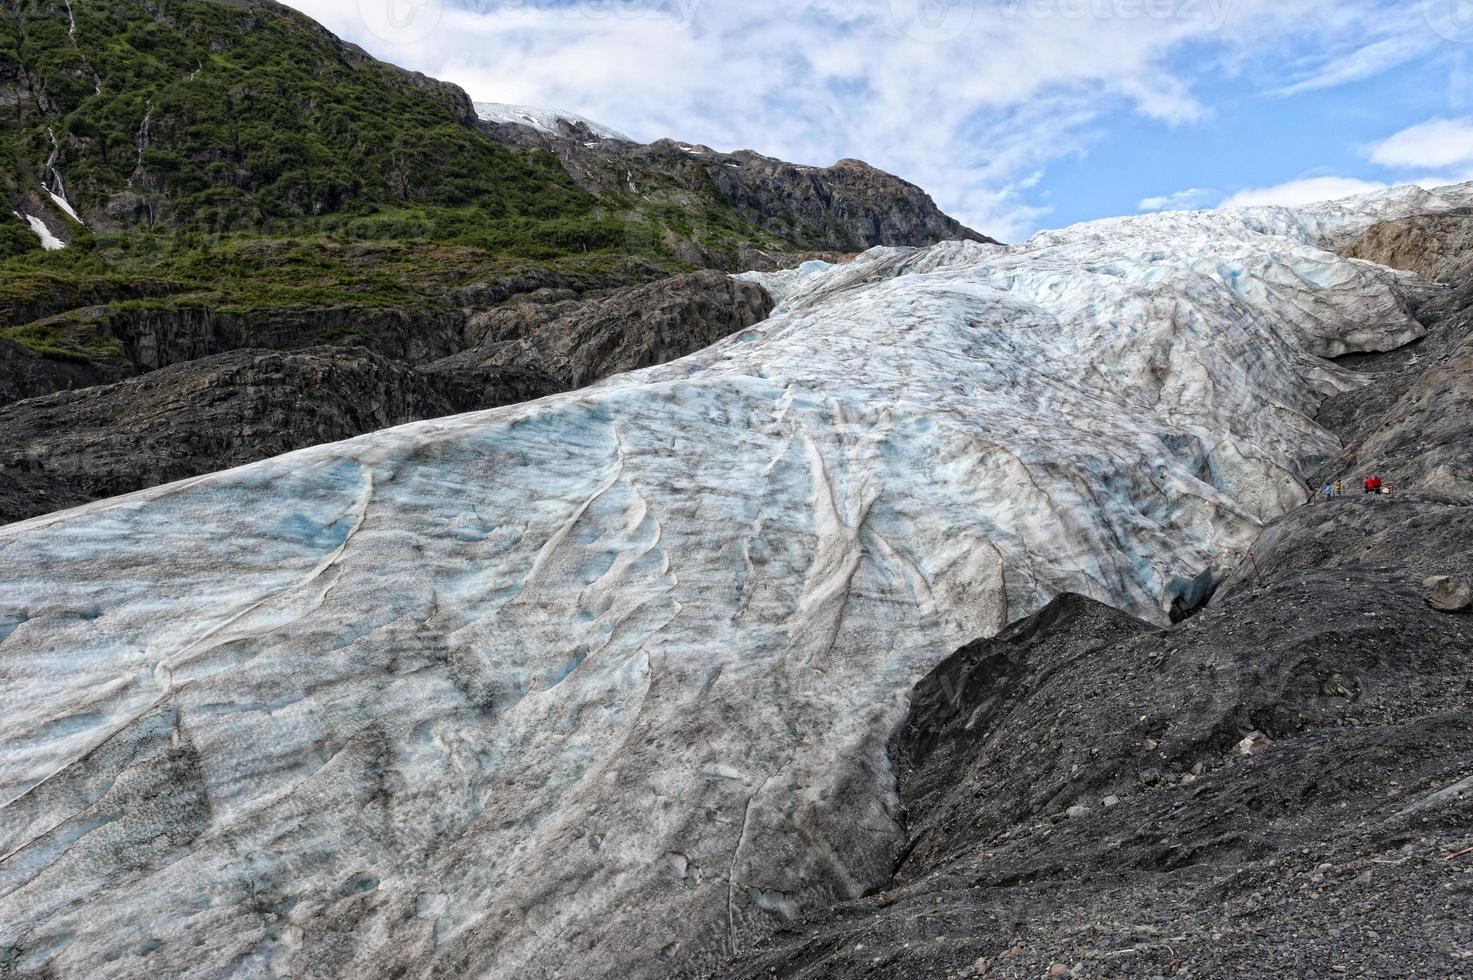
[{"x1": 0, "y1": 186, "x2": 1461, "y2": 979}]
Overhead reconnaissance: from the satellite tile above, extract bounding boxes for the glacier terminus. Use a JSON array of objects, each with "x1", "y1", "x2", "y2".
[{"x1": 0, "y1": 183, "x2": 1470, "y2": 978}]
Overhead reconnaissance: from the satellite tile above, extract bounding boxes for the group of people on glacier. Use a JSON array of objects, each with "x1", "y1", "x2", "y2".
[{"x1": 1320, "y1": 476, "x2": 1388, "y2": 500}]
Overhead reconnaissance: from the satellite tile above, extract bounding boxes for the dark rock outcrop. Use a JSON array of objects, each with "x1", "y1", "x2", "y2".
[
  {"x1": 0, "y1": 337, "x2": 133, "y2": 404},
  {"x1": 105, "y1": 304, "x2": 472, "y2": 372},
  {"x1": 0, "y1": 304, "x2": 477, "y2": 407},
  {"x1": 720, "y1": 572, "x2": 1473, "y2": 979},
  {"x1": 0, "y1": 257, "x2": 670, "y2": 408},
  {"x1": 428, "y1": 270, "x2": 774, "y2": 389},
  {"x1": 476, "y1": 115, "x2": 994, "y2": 260},
  {"x1": 704, "y1": 152, "x2": 991, "y2": 253},
  {"x1": 0, "y1": 462, "x2": 92, "y2": 525},
  {"x1": 1316, "y1": 211, "x2": 1473, "y2": 497},
  {"x1": 0, "y1": 346, "x2": 557, "y2": 526},
  {"x1": 0, "y1": 276, "x2": 185, "y2": 330}
]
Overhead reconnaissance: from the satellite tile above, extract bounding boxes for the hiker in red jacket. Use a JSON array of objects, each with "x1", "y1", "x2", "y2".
[{"x1": 1364, "y1": 476, "x2": 1383, "y2": 494}]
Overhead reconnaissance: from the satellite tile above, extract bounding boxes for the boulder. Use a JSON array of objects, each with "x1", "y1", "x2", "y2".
[
  {"x1": 1237, "y1": 730, "x2": 1273, "y2": 756},
  {"x1": 1424, "y1": 575, "x2": 1473, "y2": 612}
]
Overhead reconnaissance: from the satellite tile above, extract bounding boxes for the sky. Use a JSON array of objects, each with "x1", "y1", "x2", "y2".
[{"x1": 284, "y1": 0, "x2": 1473, "y2": 242}]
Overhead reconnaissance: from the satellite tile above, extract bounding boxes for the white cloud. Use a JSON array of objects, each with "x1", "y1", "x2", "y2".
[
  {"x1": 1219, "y1": 176, "x2": 1387, "y2": 209},
  {"x1": 283, "y1": 0, "x2": 1462, "y2": 239},
  {"x1": 1139, "y1": 188, "x2": 1221, "y2": 212},
  {"x1": 1273, "y1": 34, "x2": 1438, "y2": 96},
  {"x1": 1405, "y1": 171, "x2": 1473, "y2": 190},
  {"x1": 1367, "y1": 118, "x2": 1473, "y2": 170}
]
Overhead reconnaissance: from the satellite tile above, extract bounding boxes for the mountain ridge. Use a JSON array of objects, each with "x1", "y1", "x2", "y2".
[
  {"x1": 472, "y1": 101, "x2": 994, "y2": 261},
  {"x1": 3, "y1": 0, "x2": 982, "y2": 262}
]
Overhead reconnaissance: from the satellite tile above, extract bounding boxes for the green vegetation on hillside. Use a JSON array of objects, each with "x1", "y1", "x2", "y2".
[
  {"x1": 0, "y1": 226, "x2": 672, "y2": 362},
  {"x1": 0, "y1": 0, "x2": 803, "y2": 367},
  {"x1": 0, "y1": 213, "x2": 41, "y2": 260},
  {"x1": 0, "y1": 306, "x2": 123, "y2": 362},
  {"x1": 1, "y1": 0, "x2": 792, "y2": 260},
  {"x1": 4, "y1": 0, "x2": 596, "y2": 232}
]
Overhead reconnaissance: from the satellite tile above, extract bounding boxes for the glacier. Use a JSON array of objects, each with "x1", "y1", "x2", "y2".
[
  {"x1": 473, "y1": 102, "x2": 633, "y2": 142},
  {"x1": 0, "y1": 183, "x2": 1470, "y2": 978}
]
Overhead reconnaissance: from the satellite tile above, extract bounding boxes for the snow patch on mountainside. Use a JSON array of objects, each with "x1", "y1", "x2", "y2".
[
  {"x1": 474, "y1": 101, "x2": 633, "y2": 142},
  {"x1": 0, "y1": 186, "x2": 1456, "y2": 978},
  {"x1": 13, "y1": 211, "x2": 65, "y2": 250},
  {"x1": 46, "y1": 189, "x2": 83, "y2": 227}
]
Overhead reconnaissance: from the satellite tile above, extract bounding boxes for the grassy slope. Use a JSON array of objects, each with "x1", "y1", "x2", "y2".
[
  {"x1": 0, "y1": 2, "x2": 627, "y2": 359},
  {"x1": 0, "y1": 0, "x2": 801, "y2": 366},
  {"x1": 4, "y1": 0, "x2": 596, "y2": 228}
]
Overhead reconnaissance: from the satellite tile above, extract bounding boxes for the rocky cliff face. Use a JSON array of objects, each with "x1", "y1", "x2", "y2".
[
  {"x1": 1316, "y1": 209, "x2": 1473, "y2": 497},
  {"x1": 475, "y1": 105, "x2": 993, "y2": 261},
  {"x1": 1343, "y1": 207, "x2": 1473, "y2": 280},
  {"x1": 0, "y1": 347, "x2": 558, "y2": 525},
  {"x1": 102, "y1": 304, "x2": 471, "y2": 371},
  {"x1": 430, "y1": 270, "x2": 774, "y2": 389},
  {"x1": 0, "y1": 335, "x2": 133, "y2": 404},
  {"x1": 704, "y1": 154, "x2": 989, "y2": 252},
  {"x1": 0, "y1": 186, "x2": 1464, "y2": 978},
  {"x1": 0, "y1": 256, "x2": 662, "y2": 408}
]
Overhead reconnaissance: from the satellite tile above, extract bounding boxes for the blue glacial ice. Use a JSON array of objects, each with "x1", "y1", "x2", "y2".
[{"x1": 0, "y1": 182, "x2": 1469, "y2": 978}]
